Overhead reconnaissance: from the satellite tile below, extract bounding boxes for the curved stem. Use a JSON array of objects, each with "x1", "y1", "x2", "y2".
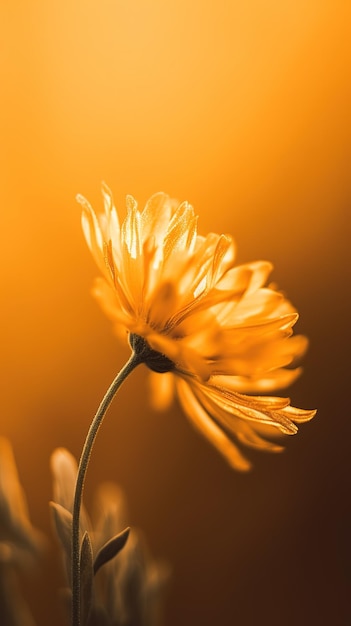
[{"x1": 71, "y1": 351, "x2": 142, "y2": 626}]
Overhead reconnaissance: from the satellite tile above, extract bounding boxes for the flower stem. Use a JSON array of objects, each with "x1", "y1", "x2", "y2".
[{"x1": 71, "y1": 350, "x2": 142, "y2": 626}]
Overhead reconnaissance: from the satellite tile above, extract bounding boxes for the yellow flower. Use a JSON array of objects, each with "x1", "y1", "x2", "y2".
[{"x1": 78, "y1": 185, "x2": 316, "y2": 471}]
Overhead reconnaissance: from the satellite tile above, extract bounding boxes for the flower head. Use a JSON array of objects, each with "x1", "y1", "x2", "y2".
[{"x1": 78, "y1": 185, "x2": 316, "y2": 471}]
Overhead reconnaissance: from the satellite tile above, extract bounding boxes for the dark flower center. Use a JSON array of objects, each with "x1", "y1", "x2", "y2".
[{"x1": 129, "y1": 334, "x2": 175, "y2": 373}]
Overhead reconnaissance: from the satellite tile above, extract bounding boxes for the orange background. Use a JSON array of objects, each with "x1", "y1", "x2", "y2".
[{"x1": 0, "y1": 2, "x2": 349, "y2": 625}]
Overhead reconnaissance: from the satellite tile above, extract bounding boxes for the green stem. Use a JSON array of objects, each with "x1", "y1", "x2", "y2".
[{"x1": 71, "y1": 351, "x2": 142, "y2": 626}]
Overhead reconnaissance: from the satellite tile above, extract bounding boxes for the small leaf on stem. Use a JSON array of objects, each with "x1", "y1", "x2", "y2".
[
  {"x1": 93, "y1": 527, "x2": 130, "y2": 575},
  {"x1": 80, "y1": 531, "x2": 94, "y2": 626}
]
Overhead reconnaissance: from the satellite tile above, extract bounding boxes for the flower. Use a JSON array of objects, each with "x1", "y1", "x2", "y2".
[
  {"x1": 78, "y1": 185, "x2": 316, "y2": 471},
  {"x1": 50, "y1": 448, "x2": 169, "y2": 626}
]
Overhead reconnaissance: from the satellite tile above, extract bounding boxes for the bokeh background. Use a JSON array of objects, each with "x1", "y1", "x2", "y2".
[{"x1": 0, "y1": 2, "x2": 349, "y2": 625}]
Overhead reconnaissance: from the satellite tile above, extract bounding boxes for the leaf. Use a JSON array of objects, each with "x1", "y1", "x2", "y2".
[
  {"x1": 50, "y1": 501, "x2": 72, "y2": 560},
  {"x1": 93, "y1": 527, "x2": 130, "y2": 576},
  {"x1": 80, "y1": 531, "x2": 94, "y2": 626}
]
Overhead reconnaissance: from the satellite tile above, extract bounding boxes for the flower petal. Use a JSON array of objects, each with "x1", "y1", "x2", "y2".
[
  {"x1": 148, "y1": 371, "x2": 175, "y2": 411},
  {"x1": 176, "y1": 378, "x2": 252, "y2": 471}
]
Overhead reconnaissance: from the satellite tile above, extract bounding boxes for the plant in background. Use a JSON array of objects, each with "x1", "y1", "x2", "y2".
[
  {"x1": 50, "y1": 448, "x2": 169, "y2": 626},
  {"x1": 0, "y1": 437, "x2": 45, "y2": 626}
]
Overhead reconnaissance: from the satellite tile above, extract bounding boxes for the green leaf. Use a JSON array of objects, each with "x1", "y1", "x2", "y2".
[
  {"x1": 80, "y1": 531, "x2": 94, "y2": 626},
  {"x1": 93, "y1": 527, "x2": 130, "y2": 576}
]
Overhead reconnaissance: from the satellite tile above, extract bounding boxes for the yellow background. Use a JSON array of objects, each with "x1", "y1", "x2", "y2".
[{"x1": 0, "y1": 2, "x2": 349, "y2": 624}]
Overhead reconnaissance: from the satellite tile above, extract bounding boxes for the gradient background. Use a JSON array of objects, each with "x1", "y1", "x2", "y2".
[{"x1": 0, "y1": 2, "x2": 349, "y2": 625}]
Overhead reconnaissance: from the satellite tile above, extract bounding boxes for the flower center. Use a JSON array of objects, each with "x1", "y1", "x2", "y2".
[{"x1": 129, "y1": 334, "x2": 175, "y2": 373}]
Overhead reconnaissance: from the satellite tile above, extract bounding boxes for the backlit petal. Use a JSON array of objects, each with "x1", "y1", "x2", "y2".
[{"x1": 176, "y1": 379, "x2": 252, "y2": 471}]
